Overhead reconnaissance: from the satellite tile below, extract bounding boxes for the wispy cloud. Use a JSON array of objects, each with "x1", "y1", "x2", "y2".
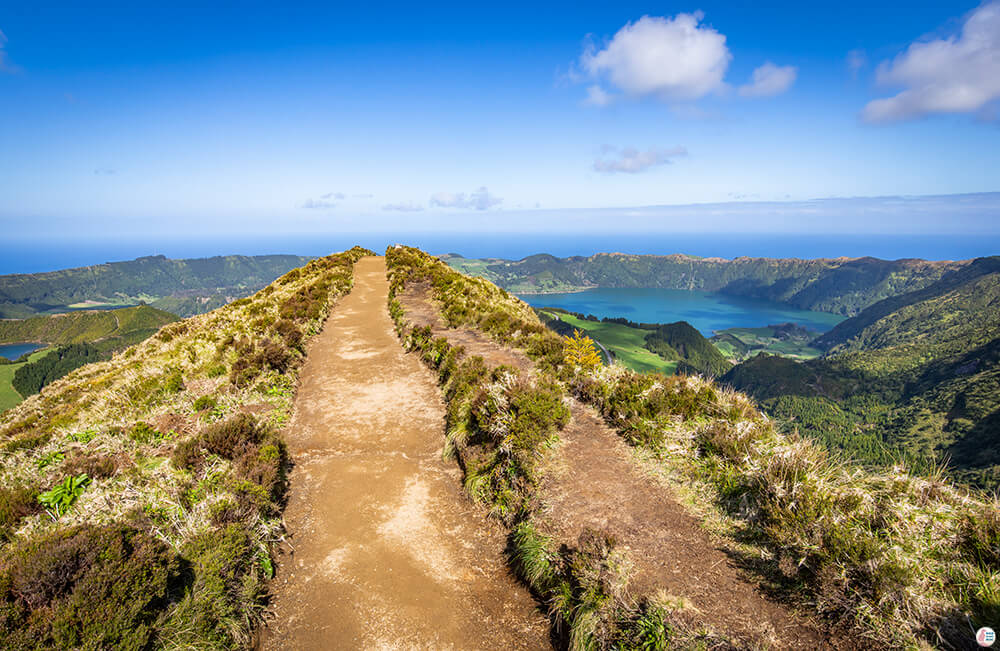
[
  {"x1": 738, "y1": 62, "x2": 797, "y2": 98},
  {"x1": 0, "y1": 29, "x2": 20, "y2": 74},
  {"x1": 353, "y1": 193, "x2": 374, "y2": 199},
  {"x1": 430, "y1": 186, "x2": 503, "y2": 210},
  {"x1": 93, "y1": 168, "x2": 116, "y2": 176},
  {"x1": 846, "y1": 49, "x2": 867, "y2": 77},
  {"x1": 320, "y1": 191, "x2": 346, "y2": 200},
  {"x1": 382, "y1": 201, "x2": 425, "y2": 212},
  {"x1": 593, "y1": 146, "x2": 688, "y2": 174},
  {"x1": 863, "y1": 2, "x2": 1000, "y2": 123},
  {"x1": 300, "y1": 198, "x2": 336, "y2": 209}
]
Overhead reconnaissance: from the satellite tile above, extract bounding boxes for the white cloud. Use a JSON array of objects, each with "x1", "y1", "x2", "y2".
[
  {"x1": 320, "y1": 191, "x2": 346, "y2": 200},
  {"x1": 847, "y1": 49, "x2": 867, "y2": 76},
  {"x1": 594, "y1": 146, "x2": 688, "y2": 174},
  {"x1": 430, "y1": 186, "x2": 503, "y2": 210},
  {"x1": 580, "y1": 13, "x2": 731, "y2": 103},
  {"x1": 738, "y1": 62, "x2": 797, "y2": 98},
  {"x1": 863, "y1": 2, "x2": 1000, "y2": 123},
  {"x1": 382, "y1": 201, "x2": 424, "y2": 212},
  {"x1": 583, "y1": 84, "x2": 613, "y2": 107},
  {"x1": 301, "y1": 198, "x2": 336, "y2": 209}
]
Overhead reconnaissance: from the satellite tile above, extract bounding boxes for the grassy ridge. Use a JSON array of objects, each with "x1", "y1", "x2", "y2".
[
  {"x1": 0, "y1": 306, "x2": 178, "y2": 346},
  {"x1": 0, "y1": 246, "x2": 371, "y2": 648},
  {"x1": 393, "y1": 246, "x2": 999, "y2": 649}
]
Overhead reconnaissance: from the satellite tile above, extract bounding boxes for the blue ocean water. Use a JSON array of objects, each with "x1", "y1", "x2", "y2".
[
  {"x1": 520, "y1": 288, "x2": 844, "y2": 336},
  {"x1": 0, "y1": 343, "x2": 45, "y2": 361},
  {"x1": 0, "y1": 233, "x2": 997, "y2": 275}
]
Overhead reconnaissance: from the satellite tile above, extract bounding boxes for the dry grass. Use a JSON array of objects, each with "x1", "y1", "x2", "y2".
[{"x1": 0, "y1": 246, "x2": 371, "y2": 648}]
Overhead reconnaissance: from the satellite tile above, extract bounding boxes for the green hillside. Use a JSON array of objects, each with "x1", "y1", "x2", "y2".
[
  {"x1": 445, "y1": 252, "x2": 964, "y2": 316},
  {"x1": 0, "y1": 247, "x2": 370, "y2": 648},
  {"x1": 0, "y1": 253, "x2": 312, "y2": 318},
  {"x1": 643, "y1": 321, "x2": 732, "y2": 376},
  {"x1": 537, "y1": 309, "x2": 678, "y2": 374},
  {"x1": 0, "y1": 305, "x2": 178, "y2": 346},
  {"x1": 722, "y1": 256, "x2": 1000, "y2": 489},
  {"x1": 710, "y1": 323, "x2": 823, "y2": 362}
]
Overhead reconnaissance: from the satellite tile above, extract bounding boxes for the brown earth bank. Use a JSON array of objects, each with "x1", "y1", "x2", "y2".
[
  {"x1": 262, "y1": 257, "x2": 549, "y2": 650},
  {"x1": 397, "y1": 281, "x2": 860, "y2": 650}
]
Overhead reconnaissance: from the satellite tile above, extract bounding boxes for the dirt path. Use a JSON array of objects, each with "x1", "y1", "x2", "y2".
[
  {"x1": 397, "y1": 282, "x2": 855, "y2": 650},
  {"x1": 263, "y1": 257, "x2": 549, "y2": 650}
]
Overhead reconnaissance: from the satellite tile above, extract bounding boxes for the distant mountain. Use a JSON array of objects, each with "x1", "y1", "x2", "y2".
[
  {"x1": 0, "y1": 306, "x2": 179, "y2": 404},
  {"x1": 722, "y1": 256, "x2": 1000, "y2": 489},
  {"x1": 0, "y1": 253, "x2": 312, "y2": 318},
  {"x1": 444, "y1": 252, "x2": 965, "y2": 316}
]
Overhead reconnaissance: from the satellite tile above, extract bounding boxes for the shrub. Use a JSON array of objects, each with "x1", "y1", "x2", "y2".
[
  {"x1": 63, "y1": 452, "x2": 117, "y2": 479},
  {"x1": 1, "y1": 431, "x2": 51, "y2": 455},
  {"x1": 273, "y1": 318, "x2": 303, "y2": 349},
  {"x1": 200, "y1": 414, "x2": 267, "y2": 460},
  {"x1": 0, "y1": 523, "x2": 182, "y2": 649},
  {"x1": 193, "y1": 395, "x2": 218, "y2": 412},
  {"x1": 0, "y1": 483, "x2": 41, "y2": 542},
  {"x1": 171, "y1": 437, "x2": 203, "y2": 470},
  {"x1": 128, "y1": 421, "x2": 160, "y2": 445}
]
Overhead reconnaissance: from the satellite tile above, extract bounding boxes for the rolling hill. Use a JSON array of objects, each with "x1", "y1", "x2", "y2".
[
  {"x1": 722, "y1": 256, "x2": 1000, "y2": 489},
  {"x1": 0, "y1": 253, "x2": 312, "y2": 318}
]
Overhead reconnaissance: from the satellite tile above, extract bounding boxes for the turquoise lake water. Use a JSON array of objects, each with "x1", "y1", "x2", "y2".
[
  {"x1": 0, "y1": 343, "x2": 45, "y2": 361},
  {"x1": 519, "y1": 288, "x2": 845, "y2": 336}
]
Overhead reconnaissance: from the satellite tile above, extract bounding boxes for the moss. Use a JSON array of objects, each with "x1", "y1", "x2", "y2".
[
  {"x1": 1, "y1": 431, "x2": 51, "y2": 455},
  {"x1": 127, "y1": 421, "x2": 161, "y2": 445},
  {"x1": 0, "y1": 522, "x2": 183, "y2": 650}
]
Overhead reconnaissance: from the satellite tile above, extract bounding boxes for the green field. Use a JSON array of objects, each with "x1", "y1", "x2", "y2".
[
  {"x1": 0, "y1": 347, "x2": 52, "y2": 411},
  {"x1": 711, "y1": 325, "x2": 823, "y2": 361},
  {"x1": 542, "y1": 310, "x2": 677, "y2": 374}
]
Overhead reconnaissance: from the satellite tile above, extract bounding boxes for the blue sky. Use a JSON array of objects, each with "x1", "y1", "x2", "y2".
[{"x1": 1, "y1": 1, "x2": 999, "y2": 238}]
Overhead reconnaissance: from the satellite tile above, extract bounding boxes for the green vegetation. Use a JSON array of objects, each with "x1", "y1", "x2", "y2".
[
  {"x1": 0, "y1": 253, "x2": 312, "y2": 319},
  {"x1": 0, "y1": 348, "x2": 52, "y2": 413},
  {"x1": 446, "y1": 252, "x2": 963, "y2": 316},
  {"x1": 0, "y1": 306, "x2": 179, "y2": 411},
  {"x1": 0, "y1": 246, "x2": 371, "y2": 648},
  {"x1": 0, "y1": 305, "x2": 177, "y2": 346},
  {"x1": 643, "y1": 321, "x2": 732, "y2": 376},
  {"x1": 710, "y1": 323, "x2": 823, "y2": 362},
  {"x1": 723, "y1": 256, "x2": 1000, "y2": 489},
  {"x1": 538, "y1": 309, "x2": 677, "y2": 374},
  {"x1": 393, "y1": 246, "x2": 1000, "y2": 649}
]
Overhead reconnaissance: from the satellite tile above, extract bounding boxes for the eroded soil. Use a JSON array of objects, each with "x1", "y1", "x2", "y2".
[{"x1": 263, "y1": 258, "x2": 549, "y2": 650}]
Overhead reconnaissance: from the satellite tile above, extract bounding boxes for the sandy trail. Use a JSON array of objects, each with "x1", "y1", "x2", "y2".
[{"x1": 263, "y1": 257, "x2": 549, "y2": 650}]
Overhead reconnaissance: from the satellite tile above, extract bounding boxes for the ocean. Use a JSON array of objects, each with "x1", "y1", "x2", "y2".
[{"x1": 1, "y1": 233, "x2": 997, "y2": 275}]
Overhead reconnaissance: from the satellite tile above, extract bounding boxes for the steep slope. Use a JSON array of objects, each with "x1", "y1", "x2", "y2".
[
  {"x1": 0, "y1": 247, "x2": 369, "y2": 648},
  {"x1": 0, "y1": 253, "x2": 312, "y2": 318},
  {"x1": 644, "y1": 321, "x2": 732, "y2": 376},
  {"x1": 724, "y1": 256, "x2": 1000, "y2": 488},
  {"x1": 446, "y1": 252, "x2": 964, "y2": 316},
  {"x1": 388, "y1": 246, "x2": 1000, "y2": 649}
]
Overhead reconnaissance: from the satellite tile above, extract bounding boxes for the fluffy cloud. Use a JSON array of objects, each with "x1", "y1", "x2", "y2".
[
  {"x1": 430, "y1": 186, "x2": 503, "y2": 210},
  {"x1": 580, "y1": 13, "x2": 731, "y2": 102},
  {"x1": 738, "y1": 62, "x2": 797, "y2": 98},
  {"x1": 863, "y1": 2, "x2": 1000, "y2": 123},
  {"x1": 583, "y1": 84, "x2": 613, "y2": 107},
  {"x1": 300, "y1": 198, "x2": 336, "y2": 209},
  {"x1": 593, "y1": 146, "x2": 688, "y2": 174},
  {"x1": 382, "y1": 201, "x2": 424, "y2": 212}
]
